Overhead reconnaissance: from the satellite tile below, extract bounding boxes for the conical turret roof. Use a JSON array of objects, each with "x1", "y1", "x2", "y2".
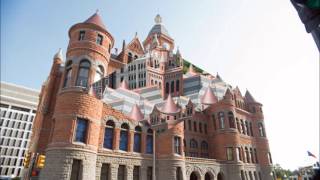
[
  {"x1": 201, "y1": 86, "x2": 218, "y2": 105},
  {"x1": 244, "y1": 90, "x2": 257, "y2": 103},
  {"x1": 128, "y1": 104, "x2": 144, "y2": 121},
  {"x1": 161, "y1": 94, "x2": 180, "y2": 114},
  {"x1": 84, "y1": 11, "x2": 106, "y2": 29}
]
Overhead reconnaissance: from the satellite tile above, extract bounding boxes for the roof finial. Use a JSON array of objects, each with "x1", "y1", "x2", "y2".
[
  {"x1": 54, "y1": 48, "x2": 63, "y2": 60},
  {"x1": 135, "y1": 32, "x2": 138, "y2": 38},
  {"x1": 155, "y1": 14, "x2": 162, "y2": 24},
  {"x1": 96, "y1": 9, "x2": 99, "y2": 14}
]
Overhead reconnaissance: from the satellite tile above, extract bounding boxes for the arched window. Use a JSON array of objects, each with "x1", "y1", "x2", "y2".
[
  {"x1": 76, "y1": 60, "x2": 91, "y2": 87},
  {"x1": 94, "y1": 65, "x2": 104, "y2": 82},
  {"x1": 104, "y1": 120, "x2": 115, "y2": 149},
  {"x1": 190, "y1": 139, "x2": 198, "y2": 149},
  {"x1": 241, "y1": 120, "x2": 245, "y2": 134},
  {"x1": 171, "y1": 81, "x2": 174, "y2": 93},
  {"x1": 258, "y1": 123, "x2": 265, "y2": 137},
  {"x1": 128, "y1": 52, "x2": 133, "y2": 63},
  {"x1": 146, "y1": 129, "x2": 153, "y2": 154},
  {"x1": 245, "y1": 147, "x2": 250, "y2": 163},
  {"x1": 199, "y1": 123, "x2": 203, "y2": 133},
  {"x1": 120, "y1": 123, "x2": 129, "y2": 151},
  {"x1": 166, "y1": 82, "x2": 169, "y2": 94},
  {"x1": 218, "y1": 112, "x2": 225, "y2": 129},
  {"x1": 201, "y1": 141, "x2": 208, "y2": 150},
  {"x1": 134, "y1": 126, "x2": 142, "y2": 153},
  {"x1": 176, "y1": 80, "x2": 180, "y2": 92},
  {"x1": 63, "y1": 61, "x2": 73, "y2": 88},
  {"x1": 236, "y1": 118, "x2": 241, "y2": 133},
  {"x1": 249, "y1": 122, "x2": 253, "y2": 136},
  {"x1": 228, "y1": 112, "x2": 235, "y2": 128}
]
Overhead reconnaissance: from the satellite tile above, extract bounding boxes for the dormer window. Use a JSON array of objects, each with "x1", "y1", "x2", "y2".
[
  {"x1": 79, "y1": 31, "x2": 85, "y2": 41},
  {"x1": 97, "y1": 34, "x2": 103, "y2": 45}
]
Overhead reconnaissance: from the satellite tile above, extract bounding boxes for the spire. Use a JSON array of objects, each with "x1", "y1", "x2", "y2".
[
  {"x1": 155, "y1": 14, "x2": 162, "y2": 24},
  {"x1": 84, "y1": 11, "x2": 106, "y2": 29},
  {"x1": 161, "y1": 94, "x2": 180, "y2": 114},
  {"x1": 128, "y1": 104, "x2": 144, "y2": 121},
  {"x1": 176, "y1": 46, "x2": 181, "y2": 56},
  {"x1": 224, "y1": 88, "x2": 233, "y2": 100},
  {"x1": 122, "y1": 40, "x2": 126, "y2": 51},
  {"x1": 201, "y1": 86, "x2": 218, "y2": 105},
  {"x1": 216, "y1": 72, "x2": 222, "y2": 81},
  {"x1": 54, "y1": 48, "x2": 63, "y2": 60},
  {"x1": 119, "y1": 80, "x2": 129, "y2": 89},
  {"x1": 244, "y1": 90, "x2": 257, "y2": 103}
]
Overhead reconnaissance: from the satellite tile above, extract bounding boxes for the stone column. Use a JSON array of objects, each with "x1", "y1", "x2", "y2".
[
  {"x1": 126, "y1": 165, "x2": 134, "y2": 180},
  {"x1": 110, "y1": 164, "x2": 119, "y2": 180}
]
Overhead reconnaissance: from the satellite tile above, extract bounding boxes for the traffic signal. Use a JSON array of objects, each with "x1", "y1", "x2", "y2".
[
  {"x1": 23, "y1": 152, "x2": 32, "y2": 168},
  {"x1": 36, "y1": 155, "x2": 46, "y2": 169}
]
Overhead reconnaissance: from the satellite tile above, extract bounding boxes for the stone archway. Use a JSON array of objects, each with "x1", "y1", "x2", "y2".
[
  {"x1": 217, "y1": 172, "x2": 224, "y2": 180},
  {"x1": 204, "y1": 172, "x2": 214, "y2": 180},
  {"x1": 190, "y1": 171, "x2": 200, "y2": 180}
]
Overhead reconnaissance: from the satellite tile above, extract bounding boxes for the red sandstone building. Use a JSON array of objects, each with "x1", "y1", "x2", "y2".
[{"x1": 26, "y1": 12, "x2": 275, "y2": 180}]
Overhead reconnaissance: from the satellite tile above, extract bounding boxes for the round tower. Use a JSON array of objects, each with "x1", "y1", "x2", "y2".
[
  {"x1": 154, "y1": 94, "x2": 186, "y2": 180},
  {"x1": 39, "y1": 12, "x2": 113, "y2": 180}
]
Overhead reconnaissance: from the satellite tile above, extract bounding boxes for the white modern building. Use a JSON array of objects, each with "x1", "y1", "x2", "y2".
[{"x1": 0, "y1": 81, "x2": 39, "y2": 178}]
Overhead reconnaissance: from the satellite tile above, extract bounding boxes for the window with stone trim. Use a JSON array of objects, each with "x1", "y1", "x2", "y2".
[
  {"x1": 146, "y1": 129, "x2": 153, "y2": 154},
  {"x1": 133, "y1": 166, "x2": 140, "y2": 180},
  {"x1": 76, "y1": 60, "x2": 91, "y2": 87},
  {"x1": 63, "y1": 61, "x2": 73, "y2": 87},
  {"x1": 74, "y1": 118, "x2": 88, "y2": 143},
  {"x1": 218, "y1": 112, "x2": 225, "y2": 129},
  {"x1": 78, "y1": 31, "x2": 85, "y2": 41},
  {"x1": 96, "y1": 34, "x2": 103, "y2": 45},
  {"x1": 258, "y1": 123, "x2": 265, "y2": 137},
  {"x1": 119, "y1": 123, "x2": 129, "y2": 151},
  {"x1": 147, "y1": 166, "x2": 153, "y2": 180},
  {"x1": 70, "y1": 159, "x2": 82, "y2": 180},
  {"x1": 174, "y1": 136, "x2": 181, "y2": 155},
  {"x1": 190, "y1": 139, "x2": 198, "y2": 149},
  {"x1": 201, "y1": 141, "x2": 208, "y2": 150},
  {"x1": 117, "y1": 165, "x2": 125, "y2": 180},
  {"x1": 134, "y1": 126, "x2": 142, "y2": 153},
  {"x1": 228, "y1": 111, "x2": 235, "y2": 128},
  {"x1": 171, "y1": 81, "x2": 174, "y2": 93},
  {"x1": 103, "y1": 120, "x2": 114, "y2": 149},
  {"x1": 226, "y1": 147, "x2": 233, "y2": 160},
  {"x1": 100, "y1": 163, "x2": 110, "y2": 180}
]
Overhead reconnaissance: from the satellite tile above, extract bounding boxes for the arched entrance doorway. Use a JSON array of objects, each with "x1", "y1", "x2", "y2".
[
  {"x1": 217, "y1": 172, "x2": 224, "y2": 180},
  {"x1": 190, "y1": 171, "x2": 200, "y2": 180},
  {"x1": 205, "y1": 172, "x2": 214, "y2": 180}
]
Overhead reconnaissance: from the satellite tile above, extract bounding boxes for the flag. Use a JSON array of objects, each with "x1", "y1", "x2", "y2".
[{"x1": 308, "y1": 151, "x2": 317, "y2": 159}]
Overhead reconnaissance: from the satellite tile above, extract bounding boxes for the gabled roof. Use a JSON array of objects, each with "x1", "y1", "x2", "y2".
[
  {"x1": 244, "y1": 90, "x2": 257, "y2": 103},
  {"x1": 84, "y1": 12, "x2": 106, "y2": 29},
  {"x1": 127, "y1": 36, "x2": 145, "y2": 55},
  {"x1": 233, "y1": 86, "x2": 243, "y2": 97},
  {"x1": 128, "y1": 104, "x2": 144, "y2": 121},
  {"x1": 161, "y1": 94, "x2": 180, "y2": 114},
  {"x1": 201, "y1": 86, "x2": 218, "y2": 105}
]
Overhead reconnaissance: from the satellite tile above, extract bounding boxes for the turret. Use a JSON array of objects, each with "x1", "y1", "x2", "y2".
[{"x1": 244, "y1": 90, "x2": 263, "y2": 117}]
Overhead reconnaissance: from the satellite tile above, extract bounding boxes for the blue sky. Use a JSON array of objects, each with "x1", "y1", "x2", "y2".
[{"x1": 1, "y1": 0, "x2": 319, "y2": 170}]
